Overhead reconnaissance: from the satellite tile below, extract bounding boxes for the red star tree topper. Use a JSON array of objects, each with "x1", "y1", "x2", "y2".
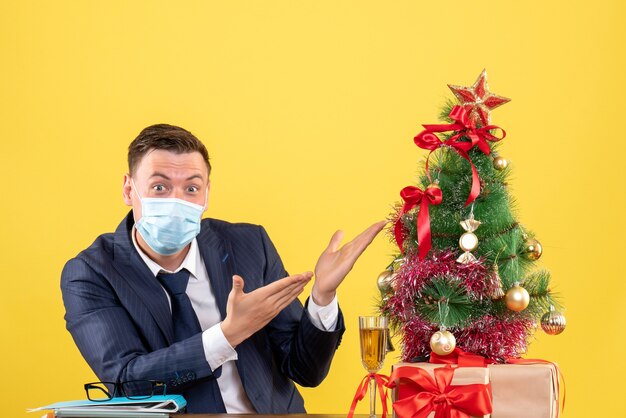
[{"x1": 447, "y1": 69, "x2": 511, "y2": 127}]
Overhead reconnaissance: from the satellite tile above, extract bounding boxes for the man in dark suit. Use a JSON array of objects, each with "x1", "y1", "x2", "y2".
[{"x1": 61, "y1": 124, "x2": 384, "y2": 413}]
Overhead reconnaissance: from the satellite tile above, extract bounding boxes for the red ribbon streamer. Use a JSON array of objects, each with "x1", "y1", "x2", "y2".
[
  {"x1": 505, "y1": 358, "x2": 566, "y2": 418},
  {"x1": 386, "y1": 365, "x2": 492, "y2": 418},
  {"x1": 414, "y1": 106, "x2": 506, "y2": 206},
  {"x1": 348, "y1": 373, "x2": 390, "y2": 418},
  {"x1": 394, "y1": 185, "x2": 443, "y2": 260}
]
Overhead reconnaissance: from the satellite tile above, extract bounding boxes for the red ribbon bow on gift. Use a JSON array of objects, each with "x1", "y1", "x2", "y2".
[
  {"x1": 414, "y1": 105, "x2": 506, "y2": 206},
  {"x1": 394, "y1": 184, "x2": 443, "y2": 260},
  {"x1": 348, "y1": 373, "x2": 390, "y2": 418},
  {"x1": 387, "y1": 366, "x2": 492, "y2": 418}
]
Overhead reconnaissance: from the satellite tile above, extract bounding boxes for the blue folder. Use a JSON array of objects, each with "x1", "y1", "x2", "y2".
[{"x1": 29, "y1": 395, "x2": 187, "y2": 417}]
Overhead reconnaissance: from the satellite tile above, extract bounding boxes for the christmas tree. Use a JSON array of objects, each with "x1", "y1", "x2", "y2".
[{"x1": 380, "y1": 70, "x2": 566, "y2": 363}]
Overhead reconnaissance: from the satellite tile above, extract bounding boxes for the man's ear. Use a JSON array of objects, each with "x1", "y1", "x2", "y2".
[{"x1": 122, "y1": 174, "x2": 133, "y2": 206}]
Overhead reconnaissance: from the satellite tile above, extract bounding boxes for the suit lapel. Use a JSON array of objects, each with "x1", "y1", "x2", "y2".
[
  {"x1": 196, "y1": 221, "x2": 234, "y2": 321},
  {"x1": 112, "y1": 212, "x2": 175, "y2": 344}
]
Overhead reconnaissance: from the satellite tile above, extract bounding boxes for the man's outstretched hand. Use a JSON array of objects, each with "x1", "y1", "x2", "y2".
[
  {"x1": 221, "y1": 272, "x2": 312, "y2": 347},
  {"x1": 312, "y1": 221, "x2": 386, "y2": 306},
  {"x1": 220, "y1": 220, "x2": 385, "y2": 347}
]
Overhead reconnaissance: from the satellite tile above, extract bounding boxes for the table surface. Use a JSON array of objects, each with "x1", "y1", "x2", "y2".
[
  {"x1": 52, "y1": 414, "x2": 367, "y2": 418},
  {"x1": 178, "y1": 415, "x2": 367, "y2": 417}
]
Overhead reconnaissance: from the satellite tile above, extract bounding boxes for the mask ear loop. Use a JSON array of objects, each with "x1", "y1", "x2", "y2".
[
  {"x1": 202, "y1": 187, "x2": 209, "y2": 211},
  {"x1": 131, "y1": 178, "x2": 144, "y2": 201}
]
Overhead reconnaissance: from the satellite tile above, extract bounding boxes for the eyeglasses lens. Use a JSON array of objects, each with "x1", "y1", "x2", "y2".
[{"x1": 86, "y1": 382, "x2": 113, "y2": 401}]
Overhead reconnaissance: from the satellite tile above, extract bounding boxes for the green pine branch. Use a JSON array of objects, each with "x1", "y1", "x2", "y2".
[{"x1": 414, "y1": 276, "x2": 488, "y2": 328}]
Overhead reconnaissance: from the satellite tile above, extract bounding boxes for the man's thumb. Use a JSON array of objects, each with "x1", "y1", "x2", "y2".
[
  {"x1": 326, "y1": 229, "x2": 344, "y2": 253},
  {"x1": 231, "y1": 275, "x2": 245, "y2": 296}
]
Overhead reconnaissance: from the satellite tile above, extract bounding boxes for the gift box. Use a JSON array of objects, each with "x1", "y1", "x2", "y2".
[
  {"x1": 391, "y1": 362, "x2": 559, "y2": 418},
  {"x1": 488, "y1": 363, "x2": 559, "y2": 418},
  {"x1": 391, "y1": 363, "x2": 491, "y2": 418}
]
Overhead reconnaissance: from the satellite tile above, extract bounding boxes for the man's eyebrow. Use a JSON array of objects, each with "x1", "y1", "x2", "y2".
[
  {"x1": 148, "y1": 172, "x2": 204, "y2": 181},
  {"x1": 149, "y1": 172, "x2": 171, "y2": 180}
]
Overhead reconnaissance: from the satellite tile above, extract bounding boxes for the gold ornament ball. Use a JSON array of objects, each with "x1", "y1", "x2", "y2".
[
  {"x1": 426, "y1": 182, "x2": 441, "y2": 192},
  {"x1": 541, "y1": 310, "x2": 567, "y2": 335},
  {"x1": 429, "y1": 330, "x2": 457, "y2": 356},
  {"x1": 504, "y1": 285, "x2": 530, "y2": 312},
  {"x1": 377, "y1": 270, "x2": 395, "y2": 293},
  {"x1": 493, "y1": 156, "x2": 508, "y2": 170},
  {"x1": 522, "y1": 238, "x2": 543, "y2": 260}
]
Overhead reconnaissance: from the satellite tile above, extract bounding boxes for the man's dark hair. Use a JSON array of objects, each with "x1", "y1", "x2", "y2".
[{"x1": 128, "y1": 124, "x2": 211, "y2": 176}]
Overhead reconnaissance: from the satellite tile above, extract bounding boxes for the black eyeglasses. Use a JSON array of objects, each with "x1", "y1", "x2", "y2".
[{"x1": 84, "y1": 380, "x2": 167, "y2": 401}]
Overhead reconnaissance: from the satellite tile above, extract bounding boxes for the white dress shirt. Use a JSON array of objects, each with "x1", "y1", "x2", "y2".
[{"x1": 131, "y1": 228, "x2": 339, "y2": 412}]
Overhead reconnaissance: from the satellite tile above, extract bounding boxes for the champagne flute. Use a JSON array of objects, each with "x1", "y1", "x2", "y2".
[{"x1": 359, "y1": 316, "x2": 388, "y2": 418}]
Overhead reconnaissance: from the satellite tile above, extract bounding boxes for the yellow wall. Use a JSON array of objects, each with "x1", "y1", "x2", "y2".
[{"x1": 1, "y1": 1, "x2": 624, "y2": 416}]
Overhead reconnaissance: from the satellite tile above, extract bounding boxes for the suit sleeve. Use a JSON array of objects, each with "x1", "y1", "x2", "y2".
[
  {"x1": 258, "y1": 226, "x2": 345, "y2": 387},
  {"x1": 61, "y1": 257, "x2": 216, "y2": 392}
]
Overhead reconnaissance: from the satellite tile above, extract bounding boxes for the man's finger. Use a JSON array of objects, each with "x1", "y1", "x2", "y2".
[
  {"x1": 263, "y1": 273, "x2": 307, "y2": 293},
  {"x1": 266, "y1": 276, "x2": 312, "y2": 308},
  {"x1": 273, "y1": 282, "x2": 307, "y2": 311},
  {"x1": 264, "y1": 280, "x2": 303, "y2": 303},
  {"x1": 349, "y1": 220, "x2": 386, "y2": 252},
  {"x1": 257, "y1": 272, "x2": 313, "y2": 299},
  {"x1": 357, "y1": 220, "x2": 387, "y2": 242}
]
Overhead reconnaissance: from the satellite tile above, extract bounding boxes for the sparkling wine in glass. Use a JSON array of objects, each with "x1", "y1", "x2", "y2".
[{"x1": 359, "y1": 316, "x2": 388, "y2": 418}]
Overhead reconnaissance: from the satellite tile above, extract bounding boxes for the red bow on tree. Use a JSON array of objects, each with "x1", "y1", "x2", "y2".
[
  {"x1": 414, "y1": 106, "x2": 506, "y2": 206},
  {"x1": 386, "y1": 365, "x2": 493, "y2": 418},
  {"x1": 394, "y1": 185, "x2": 442, "y2": 260}
]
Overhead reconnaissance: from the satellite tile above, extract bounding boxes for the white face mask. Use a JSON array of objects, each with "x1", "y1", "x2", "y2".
[{"x1": 132, "y1": 179, "x2": 207, "y2": 255}]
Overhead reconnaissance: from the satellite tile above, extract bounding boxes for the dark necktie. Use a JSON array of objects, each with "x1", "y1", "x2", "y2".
[
  {"x1": 157, "y1": 269, "x2": 201, "y2": 341},
  {"x1": 157, "y1": 269, "x2": 227, "y2": 413}
]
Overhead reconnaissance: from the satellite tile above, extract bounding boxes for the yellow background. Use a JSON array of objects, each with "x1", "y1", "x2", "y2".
[{"x1": 1, "y1": 1, "x2": 624, "y2": 416}]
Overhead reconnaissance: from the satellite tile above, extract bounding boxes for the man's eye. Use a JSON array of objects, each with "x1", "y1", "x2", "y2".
[
  {"x1": 187, "y1": 186, "x2": 199, "y2": 193},
  {"x1": 153, "y1": 185, "x2": 166, "y2": 192}
]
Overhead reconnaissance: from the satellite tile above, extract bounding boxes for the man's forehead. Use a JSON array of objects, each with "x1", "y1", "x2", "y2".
[{"x1": 135, "y1": 149, "x2": 209, "y2": 179}]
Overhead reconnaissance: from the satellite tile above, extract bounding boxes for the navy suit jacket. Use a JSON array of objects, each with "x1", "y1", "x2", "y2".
[{"x1": 61, "y1": 211, "x2": 345, "y2": 413}]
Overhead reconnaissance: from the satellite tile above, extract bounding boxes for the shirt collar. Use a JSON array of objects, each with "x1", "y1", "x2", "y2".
[{"x1": 131, "y1": 226, "x2": 200, "y2": 279}]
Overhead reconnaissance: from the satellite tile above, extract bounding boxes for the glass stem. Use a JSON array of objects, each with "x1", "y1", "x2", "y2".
[{"x1": 369, "y1": 375, "x2": 377, "y2": 418}]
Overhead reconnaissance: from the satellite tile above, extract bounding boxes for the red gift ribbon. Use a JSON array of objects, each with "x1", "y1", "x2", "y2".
[
  {"x1": 394, "y1": 185, "x2": 443, "y2": 260},
  {"x1": 505, "y1": 358, "x2": 566, "y2": 418},
  {"x1": 430, "y1": 350, "x2": 565, "y2": 417},
  {"x1": 414, "y1": 106, "x2": 506, "y2": 206},
  {"x1": 429, "y1": 348, "x2": 495, "y2": 367},
  {"x1": 386, "y1": 365, "x2": 492, "y2": 418},
  {"x1": 348, "y1": 372, "x2": 390, "y2": 418}
]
